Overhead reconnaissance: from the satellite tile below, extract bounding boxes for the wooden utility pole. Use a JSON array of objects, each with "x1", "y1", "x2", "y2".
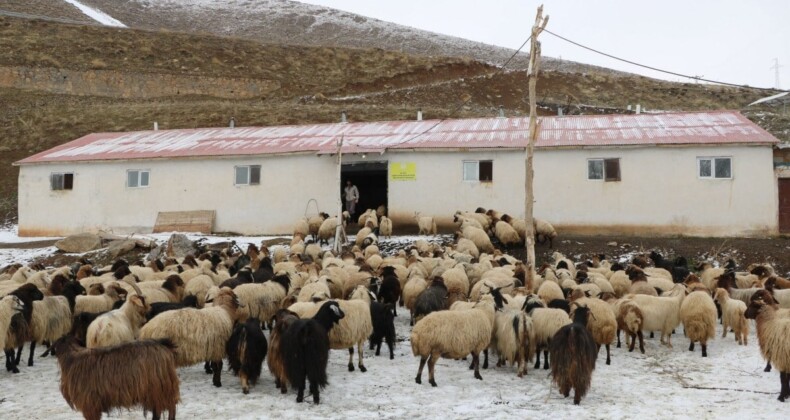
[
  {"x1": 525, "y1": 6, "x2": 549, "y2": 289},
  {"x1": 333, "y1": 135, "x2": 347, "y2": 253}
]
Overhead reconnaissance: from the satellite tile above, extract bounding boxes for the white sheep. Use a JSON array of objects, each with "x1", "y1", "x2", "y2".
[
  {"x1": 493, "y1": 220, "x2": 521, "y2": 248},
  {"x1": 414, "y1": 213, "x2": 438, "y2": 235},
  {"x1": 317, "y1": 217, "x2": 341, "y2": 245},
  {"x1": 713, "y1": 288, "x2": 748, "y2": 345},
  {"x1": 139, "y1": 288, "x2": 243, "y2": 387},
  {"x1": 528, "y1": 304, "x2": 571, "y2": 370},
  {"x1": 73, "y1": 283, "x2": 127, "y2": 315},
  {"x1": 627, "y1": 284, "x2": 686, "y2": 348},
  {"x1": 461, "y1": 225, "x2": 495, "y2": 254},
  {"x1": 679, "y1": 289, "x2": 717, "y2": 357},
  {"x1": 534, "y1": 218, "x2": 557, "y2": 247},
  {"x1": 234, "y1": 275, "x2": 291, "y2": 324},
  {"x1": 411, "y1": 294, "x2": 496, "y2": 386},
  {"x1": 491, "y1": 307, "x2": 535, "y2": 377},
  {"x1": 293, "y1": 218, "x2": 310, "y2": 239},
  {"x1": 454, "y1": 211, "x2": 491, "y2": 231},
  {"x1": 86, "y1": 294, "x2": 149, "y2": 348},
  {"x1": 570, "y1": 296, "x2": 617, "y2": 365},
  {"x1": 297, "y1": 276, "x2": 332, "y2": 302},
  {"x1": 0, "y1": 295, "x2": 25, "y2": 351},
  {"x1": 538, "y1": 280, "x2": 564, "y2": 305},
  {"x1": 379, "y1": 216, "x2": 393, "y2": 239},
  {"x1": 288, "y1": 298, "x2": 373, "y2": 372}
]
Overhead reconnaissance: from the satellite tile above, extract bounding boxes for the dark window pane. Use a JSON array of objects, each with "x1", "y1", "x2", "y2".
[
  {"x1": 479, "y1": 161, "x2": 493, "y2": 182},
  {"x1": 127, "y1": 171, "x2": 138, "y2": 188},
  {"x1": 63, "y1": 173, "x2": 74, "y2": 190},
  {"x1": 250, "y1": 165, "x2": 261, "y2": 185},
  {"x1": 140, "y1": 171, "x2": 149, "y2": 187},
  {"x1": 235, "y1": 166, "x2": 248, "y2": 185},
  {"x1": 715, "y1": 158, "x2": 731, "y2": 178},
  {"x1": 699, "y1": 159, "x2": 712, "y2": 177},
  {"x1": 51, "y1": 173, "x2": 62, "y2": 190},
  {"x1": 604, "y1": 159, "x2": 620, "y2": 182},
  {"x1": 588, "y1": 160, "x2": 603, "y2": 180}
]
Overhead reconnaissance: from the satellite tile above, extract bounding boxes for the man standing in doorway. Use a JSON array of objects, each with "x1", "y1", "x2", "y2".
[{"x1": 344, "y1": 180, "x2": 359, "y2": 219}]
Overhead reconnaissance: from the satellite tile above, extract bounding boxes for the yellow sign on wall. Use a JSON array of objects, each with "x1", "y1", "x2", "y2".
[{"x1": 390, "y1": 162, "x2": 416, "y2": 181}]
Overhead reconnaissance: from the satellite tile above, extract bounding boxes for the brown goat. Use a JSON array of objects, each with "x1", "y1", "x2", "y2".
[
  {"x1": 268, "y1": 309, "x2": 300, "y2": 394},
  {"x1": 53, "y1": 336, "x2": 179, "y2": 420}
]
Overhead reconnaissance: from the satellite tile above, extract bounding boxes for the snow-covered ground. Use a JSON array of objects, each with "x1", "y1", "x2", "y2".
[
  {"x1": 62, "y1": 0, "x2": 127, "y2": 27},
  {"x1": 0, "y1": 309, "x2": 780, "y2": 419},
  {"x1": 0, "y1": 226, "x2": 782, "y2": 418}
]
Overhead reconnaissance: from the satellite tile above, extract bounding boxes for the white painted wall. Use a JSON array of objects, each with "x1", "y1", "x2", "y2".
[
  {"x1": 532, "y1": 145, "x2": 778, "y2": 236},
  {"x1": 17, "y1": 154, "x2": 337, "y2": 236},
  {"x1": 17, "y1": 144, "x2": 778, "y2": 237}
]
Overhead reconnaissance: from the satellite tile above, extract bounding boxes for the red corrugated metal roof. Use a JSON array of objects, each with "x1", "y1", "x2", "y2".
[{"x1": 15, "y1": 110, "x2": 777, "y2": 164}]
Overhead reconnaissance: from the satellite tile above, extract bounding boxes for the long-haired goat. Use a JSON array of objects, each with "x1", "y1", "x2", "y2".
[
  {"x1": 745, "y1": 295, "x2": 790, "y2": 402},
  {"x1": 550, "y1": 305, "x2": 598, "y2": 405},
  {"x1": 227, "y1": 318, "x2": 268, "y2": 394},
  {"x1": 4, "y1": 283, "x2": 44, "y2": 373},
  {"x1": 281, "y1": 301, "x2": 345, "y2": 404},
  {"x1": 53, "y1": 336, "x2": 179, "y2": 420},
  {"x1": 268, "y1": 309, "x2": 300, "y2": 394}
]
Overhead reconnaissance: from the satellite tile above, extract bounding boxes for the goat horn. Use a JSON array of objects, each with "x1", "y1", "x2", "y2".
[{"x1": 123, "y1": 278, "x2": 144, "y2": 298}]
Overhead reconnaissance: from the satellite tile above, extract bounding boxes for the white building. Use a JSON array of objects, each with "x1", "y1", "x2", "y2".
[{"x1": 15, "y1": 110, "x2": 780, "y2": 237}]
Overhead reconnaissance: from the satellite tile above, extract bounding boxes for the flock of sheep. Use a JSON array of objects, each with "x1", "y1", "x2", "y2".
[{"x1": 1, "y1": 206, "x2": 790, "y2": 419}]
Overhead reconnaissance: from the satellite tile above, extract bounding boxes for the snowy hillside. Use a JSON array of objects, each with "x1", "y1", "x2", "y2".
[{"x1": 77, "y1": 0, "x2": 627, "y2": 76}]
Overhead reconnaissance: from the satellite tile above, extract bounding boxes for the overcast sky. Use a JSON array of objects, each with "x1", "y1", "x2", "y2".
[{"x1": 302, "y1": 0, "x2": 789, "y2": 90}]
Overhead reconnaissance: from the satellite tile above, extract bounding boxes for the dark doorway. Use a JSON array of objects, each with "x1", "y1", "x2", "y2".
[
  {"x1": 779, "y1": 179, "x2": 790, "y2": 233},
  {"x1": 342, "y1": 161, "x2": 388, "y2": 224}
]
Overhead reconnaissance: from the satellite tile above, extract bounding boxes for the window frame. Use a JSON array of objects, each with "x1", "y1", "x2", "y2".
[
  {"x1": 462, "y1": 160, "x2": 493, "y2": 182},
  {"x1": 697, "y1": 157, "x2": 732, "y2": 180},
  {"x1": 50, "y1": 172, "x2": 74, "y2": 191},
  {"x1": 587, "y1": 158, "x2": 621, "y2": 182},
  {"x1": 234, "y1": 165, "x2": 261, "y2": 186},
  {"x1": 126, "y1": 169, "x2": 150, "y2": 188}
]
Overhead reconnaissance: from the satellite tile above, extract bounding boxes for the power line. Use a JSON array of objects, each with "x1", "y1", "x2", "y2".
[
  {"x1": 544, "y1": 29, "x2": 788, "y2": 93},
  {"x1": 344, "y1": 35, "x2": 532, "y2": 150}
]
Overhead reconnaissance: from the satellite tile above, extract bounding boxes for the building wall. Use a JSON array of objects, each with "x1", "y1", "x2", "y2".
[
  {"x1": 18, "y1": 154, "x2": 337, "y2": 236},
  {"x1": 17, "y1": 144, "x2": 778, "y2": 237},
  {"x1": 531, "y1": 145, "x2": 778, "y2": 236}
]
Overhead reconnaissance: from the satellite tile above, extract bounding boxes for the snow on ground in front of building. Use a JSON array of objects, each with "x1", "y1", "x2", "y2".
[
  {"x1": 0, "y1": 226, "x2": 781, "y2": 418},
  {"x1": 62, "y1": 0, "x2": 127, "y2": 27},
  {"x1": 0, "y1": 310, "x2": 778, "y2": 419}
]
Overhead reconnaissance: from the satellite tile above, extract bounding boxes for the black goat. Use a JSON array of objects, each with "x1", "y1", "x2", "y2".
[
  {"x1": 281, "y1": 301, "x2": 345, "y2": 404},
  {"x1": 253, "y1": 257, "x2": 275, "y2": 283},
  {"x1": 369, "y1": 302, "x2": 396, "y2": 359},
  {"x1": 378, "y1": 266, "x2": 401, "y2": 316},
  {"x1": 5, "y1": 284, "x2": 44, "y2": 373},
  {"x1": 649, "y1": 251, "x2": 690, "y2": 283},
  {"x1": 411, "y1": 277, "x2": 448, "y2": 326},
  {"x1": 147, "y1": 295, "x2": 199, "y2": 321},
  {"x1": 219, "y1": 270, "x2": 254, "y2": 289},
  {"x1": 548, "y1": 299, "x2": 571, "y2": 314},
  {"x1": 227, "y1": 318, "x2": 268, "y2": 394},
  {"x1": 550, "y1": 306, "x2": 598, "y2": 405}
]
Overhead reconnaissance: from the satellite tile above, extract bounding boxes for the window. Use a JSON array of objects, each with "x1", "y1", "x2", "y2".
[
  {"x1": 463, "y1": 160, "x2": 493, "y2": 182},
  {"x1": 698, "y1": 157, "x2": 732, "y2": 179},
  {"x1": 50, "y1": 173, "x2": 74, "y2": 190},
  {"x1": 234, "y1": 165, "x2": 261, "y2": 185},
  {"x1": 127, "y1": 170, "x2": 150, "y2": 188},
  {"x1": 588, "y1": 158, "x2": 620, "y2": 181}
]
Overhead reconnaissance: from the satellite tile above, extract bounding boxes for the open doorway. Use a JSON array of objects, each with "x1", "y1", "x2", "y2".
[{"x1": 342, "y1": 161, "x2": 388, "y2": 228}]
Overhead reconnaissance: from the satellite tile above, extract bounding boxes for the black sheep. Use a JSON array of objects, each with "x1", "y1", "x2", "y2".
[
  {"x1": 369, "y1": 302, "x2": 396, "y2": 359},
  {"x1": 411, "y1": 277, "x2": 448, "y2": 326},
  {"x1": 378, "y1": 266, "x2": 401, "y2": 316},
  {"x1": 226, "y1": 318, "x2": 268, "y2": 394},
  {"x1": 550, "y1": 306, "x2": 598, "y2": 405},
  {"x1": 281, "y1": 301, "x2": 345, "y2": 404},
  {"x1": 147, "y1": 295, "x2": 200, "y2": 321},
  {"x1": 548, "y1": 298, "x2": 571, "y2": 314}
]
